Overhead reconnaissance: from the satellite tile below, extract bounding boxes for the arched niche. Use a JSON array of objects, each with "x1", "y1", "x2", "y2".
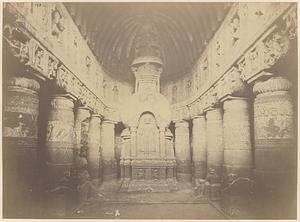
[{"x1": 136, "y1": 112, "x2": 160, "y2": 158}]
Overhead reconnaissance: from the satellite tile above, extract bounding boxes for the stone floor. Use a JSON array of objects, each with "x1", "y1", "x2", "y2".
[
  {"x1": 69, "y1": 180, "x2": 227, "y2": 219},
  {"x1": 72, "y1": 202, "x2": 226, "y2": 219}
]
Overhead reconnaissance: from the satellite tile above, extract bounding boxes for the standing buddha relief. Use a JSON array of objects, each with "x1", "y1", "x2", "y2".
[{"x1": 137, "y1": 112, "x2": 159, "y2": 158}]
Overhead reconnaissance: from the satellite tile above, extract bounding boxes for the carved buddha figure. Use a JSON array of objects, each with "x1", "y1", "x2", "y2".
[{"x1": 137, "y1": 112, "x2": 159, "y2": 158}]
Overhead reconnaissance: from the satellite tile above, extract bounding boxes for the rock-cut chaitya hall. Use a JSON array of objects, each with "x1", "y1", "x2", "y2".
[{"x1": 2, "y1": 2, "x2": 298, "y2": 219}]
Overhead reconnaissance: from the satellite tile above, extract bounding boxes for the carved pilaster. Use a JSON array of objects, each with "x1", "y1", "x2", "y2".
[
  {"x1": 174, "y1": 120, "x2": 192, "y2": 182},
  {"x1": 3, "y1": 76, "x2": 40, "y2": 217}
]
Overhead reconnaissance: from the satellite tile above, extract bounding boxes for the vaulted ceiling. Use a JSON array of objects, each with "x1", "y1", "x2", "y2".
[{"x1": 65, "y1": 2, "x2": 232, "y2": 81}]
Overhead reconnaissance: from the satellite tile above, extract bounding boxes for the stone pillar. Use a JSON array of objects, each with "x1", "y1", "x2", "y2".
[
  {"x1": 74, "y1": 107, "x2": 90, "y2": 156},
  {"x1": 174, "y1": 120, "x2": 192, "y2": 182},
  {"x1": 159, "y1": 127, "x2": 166, "y2": 158},
  {"x1": 120, "y1": 128, "x2": 131, "y2": 179},
  {"x1": 253, "y1": 76, "x2": 296, "y2": 217},
  {"x1": 222, "y1": 97, "x2": 252, "y2": 179},
  {"x1": 165, "y1": 129, "x2": 176, "y2": 179},
  {"x1": 74, "y1": 107, "x2": 90, "y2": 171},
  {"x1": 101, "y1": 120, "x2": 117, "y2": 181},
  {"x1": 192, "y1": 115, "x2": 207, "y2": 181},
  {"x1": 205, "y1": 107, "x2": 223, "y2": 200},
  {"x1": 86, "y1": 114, "x2": 102, "y2": 184},
  {"x1": 130, "y1": 126, "x2": 137, "y2": 158},
  {"x1": 3, "y1": 77, "x2": 40, "y2": 217},
  {"x1": 45, "y1": 94, "x2": 75, "y2": 217},
  {"x1": 221, "y1": 97, "x2": 253, "y2": 217}
]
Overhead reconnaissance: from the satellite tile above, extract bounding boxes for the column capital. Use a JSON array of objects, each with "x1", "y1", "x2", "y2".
[
  {"x1": 174, "y1": 119, "x2": 189, "y2": 128},
  {"x1": 49, "y1": 93, "x2": 75, "y2": 110},
  {"x1": 220, "y1": 95, "x2": 248, "y2": 103},
  {"x1": 253, "y1": 76, "x2": 292, "y2": 96},
  {"x1": 204, "y1": 105, "x2": 222, "y2": 114},
  {"x1": 102, "y1": 119, "x2": 118, "y2": 125},
  {"x1": 91, "y1": 113, "x2": 103, "y2": 119},
  {"x1": 192, "y1": 114, "x2": 205, "y2": 120},
  {"x1": 8, "y1": 76, "x2": 40, "y2": 92}
]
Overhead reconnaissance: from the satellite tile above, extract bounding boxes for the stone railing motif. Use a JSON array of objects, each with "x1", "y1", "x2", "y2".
[
  {"x1": 3, "y1": 2, "x2": 119, "y2": 121},
  {"x1": 170, "y1": 3, "x2": 296, "y2": 121}
]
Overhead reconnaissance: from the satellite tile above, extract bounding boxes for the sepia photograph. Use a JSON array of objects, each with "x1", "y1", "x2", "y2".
[{"x1": 1, "y1": 1, "x2": 298, "y2": 220}]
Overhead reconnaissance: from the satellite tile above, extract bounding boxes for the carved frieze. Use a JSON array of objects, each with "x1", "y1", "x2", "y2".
[{"x1": 3, "y1": 2, "x2": 118, "y2": 121}]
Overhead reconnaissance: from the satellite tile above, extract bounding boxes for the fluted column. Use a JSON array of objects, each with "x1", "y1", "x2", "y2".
[
  {"x1": 86, "y1": 114, "x2": 102, "y2": 184},
  {"x1": 101, "y1": 120, "x2": 117, "y2": 181},
  {"x1": 174, "y1": 120, "x2": 192, "y2": 182},
  {"x1": 253, "y1": 76, "x2": 296, "y2": 216},
  {"x1": 221, "y1": 96, "x2": 253, "y2": 217},
  {"x1": 45, "y1": 94, "x2": 75, "y2": 217},
  {"x1": 205, "y1": 107, "x2": 223, "y2": 200},
  {"x1": 192, "y1": 115, "x2": 207, "y2": 181},
  {"x1": 3, "y1": 77, "x2": 40, "y2": 217}
]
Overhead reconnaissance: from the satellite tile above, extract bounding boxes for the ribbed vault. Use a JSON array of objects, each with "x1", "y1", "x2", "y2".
[{"x1": 65, "y1": 2, "x2": 231, "y2": 81}]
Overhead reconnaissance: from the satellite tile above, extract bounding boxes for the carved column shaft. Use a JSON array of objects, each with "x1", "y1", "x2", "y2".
[
  {"x1": 159, "y1": 128, "x2": 166, "y2": 158},
  {"x1": 253, "y1": 76, "x2": 296, "y2": 201},
  {"x1": 87, "y1": 114, "x2": 101, "y2": 183},
  {"x1": 101, "y1": 120, "x2": 117, "y2": 181},
  {"x1": 74, "y1": 107, "x2": 90, "y2": 173},
  {"x1": 206, "y1": 107, "x2": 224, "y2": 182},
  {"x1": 223, "y1": 97, "x2": 252, "y2": 180},
  {"x1": 74, "y1": 107, "x2": 90, "y2": 156},
  {"x1": 44, "y1": 95, "x2": 75, "y2": 217},
  {"x1": 174, "y1": 120, "x2": 192, "y2": 182},
  {"x1": 221, "y1": 97, "x2": 253, "y2": 216},
  {"x1": 130, "y1": 127, "x2": 137, "y2": 158},
  {"x1": 120, "y1": 129, "x2": 131, "y2": 179},
  {"x1": 192, "y1": 115, "x2": 207, "y2": 180},
  {"x1": 165, "y1": 129, "x2": 176, "y2": 179},
  {"x1": 3, "y1": 77, "x2": 40, "y2": 217}
]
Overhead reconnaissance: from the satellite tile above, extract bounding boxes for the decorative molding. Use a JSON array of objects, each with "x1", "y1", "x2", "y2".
[{"x1": 3, "y1": 3, "x2": 119, "y2": 121}]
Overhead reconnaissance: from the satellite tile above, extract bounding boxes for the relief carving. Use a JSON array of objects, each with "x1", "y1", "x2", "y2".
[
  {"x1": 263, "y1": 29, "x2": 289, "y2": 67},
  {"x1": 46, "y1": 121, "x2": 74, "y2": 142},
  {"x1": 51, "y1": 8, "x2": 65, "y2": 41}
]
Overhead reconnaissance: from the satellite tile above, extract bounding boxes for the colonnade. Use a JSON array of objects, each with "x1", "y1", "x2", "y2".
[
  {"x1": 173, "y1": 75, "x2": 296, "y2": 216},
  {"x1": 3, "y1": 75, "x2": 117, "y2": 217}
]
